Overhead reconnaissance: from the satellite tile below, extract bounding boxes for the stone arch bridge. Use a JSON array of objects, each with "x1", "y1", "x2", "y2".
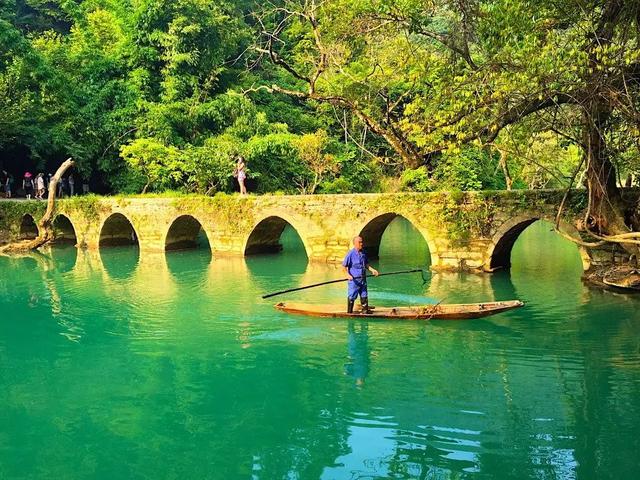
[{"x1": 0, "y1": 190, "x2": 628, "y2": 273}]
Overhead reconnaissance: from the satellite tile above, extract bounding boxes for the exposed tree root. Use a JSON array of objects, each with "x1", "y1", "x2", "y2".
[{"x1": 584, "y1": 265, "x2": 640, "y2": 292}]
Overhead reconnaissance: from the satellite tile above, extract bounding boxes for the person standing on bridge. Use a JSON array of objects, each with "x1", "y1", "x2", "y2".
[
  {"x1": 4, "y1": 173, "x2": 13, "y2": 198},
  {"x1": 234, "y1": 155, "x2": 247, "y2": 195},
  {"x1": 342, "y1": 236, "x2": 379, "y2": 314},
  {"x1": 35, "y1": 173, "x2": 45, "y2": 199},
  {"x1": 0, "y1": 171, "x2": 7, "y2": 197},
  {"x1": 22, "y1": 172, "x2": 33, "y2": 199}
]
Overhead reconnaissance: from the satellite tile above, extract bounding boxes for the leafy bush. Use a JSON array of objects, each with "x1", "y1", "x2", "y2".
[
  {"x1": 321, "y1": 177, "x2": 353, "y2": 193},
  {"x1": 244, "y1": 132, "x2": 306, "y2": 193},
  {"x1": 108, "y1": 165, "x2": 148, "y2": 194},
  {"x1": 333, "y1": 151, "x2": 380, "y2": 193},
  {"x1": 182, "y1": 135, "x2": 237, "y2": 194},
  {"x1": 433, "y1": 149, "x2": 483, "y2": 191},
  {"x1": 120, "y1": 138, "x2": 186, "y2": 193},
  {"x1": 294, "y1": 129, "x2": 340, "y2": 194},
  {"x1": 400, "y1": 166, "x2": 433, "y2": 192}
]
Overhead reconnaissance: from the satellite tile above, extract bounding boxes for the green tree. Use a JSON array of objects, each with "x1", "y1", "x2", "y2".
[
  {"x1": 253, "y1": 0, "x2": 640, "y2": 247},
  {"x1": 182, "y1": 135, "x2": 237, "y2": 194},
  {"x1": 120, "y1": 138, "x2": 184, "y2": 193},
  {"x1": 295, "y1": 129, "x2": 339, "y2": 194}
]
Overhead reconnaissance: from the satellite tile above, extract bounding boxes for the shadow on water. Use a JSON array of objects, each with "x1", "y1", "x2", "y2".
[
  {"x1": 488, "y1": 270, "x2": 520, "y2": 301},
  {"x1": 15, "y1": 255, "x2": 39, "y2": 272},
  {"x1": 429, "y1": 317, "x2": 522, "y2": 337},
  {"x1": 99, "y1": 246, "x2": 140, "y2": 280}
]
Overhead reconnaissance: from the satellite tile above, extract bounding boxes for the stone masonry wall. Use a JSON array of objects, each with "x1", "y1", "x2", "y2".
[{"x1": 1, "y1": 189, "x2": 630, "y2": 274}]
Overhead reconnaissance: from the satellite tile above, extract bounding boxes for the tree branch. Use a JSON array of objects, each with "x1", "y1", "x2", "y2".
[{"x1": 482, "y1": 93, "x2": 578, "y2": 143}]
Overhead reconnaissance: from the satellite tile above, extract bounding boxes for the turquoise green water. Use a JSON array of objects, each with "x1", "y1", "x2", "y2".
[{"x1": 1, "y1": 219, "x2": 640, "y2": 479}]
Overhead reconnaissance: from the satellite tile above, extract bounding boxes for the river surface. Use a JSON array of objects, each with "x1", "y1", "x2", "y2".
[{"x1": 1, "y1": 219, "x2": 639, "y2": 479}]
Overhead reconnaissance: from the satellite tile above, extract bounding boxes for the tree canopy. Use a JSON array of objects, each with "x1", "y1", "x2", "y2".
[{"x1": 255, "y1": 1, "x2": 639, "y2": 216}]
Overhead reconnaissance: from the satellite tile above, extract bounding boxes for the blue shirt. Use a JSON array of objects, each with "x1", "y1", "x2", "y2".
[{"x1": 342, "y1": 248, "x2": 369, "y2": 280}]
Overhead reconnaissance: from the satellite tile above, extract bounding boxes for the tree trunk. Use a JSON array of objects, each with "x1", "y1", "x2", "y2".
[
  {"x1": 582, "y1": 105, "x2": 628, "y2": 237},
  {"x1": 497, "y1": 148, "x2": 513, "y2": 190},
  {"x1": 351, "y1": 108, "x2": 423, "y2": 168},
  {"x1": 0, "y1": 159, "x2": 74, "y2": 253},
  {"x1": 580, "y1": 0, "x2": 632, "y2": 240}
]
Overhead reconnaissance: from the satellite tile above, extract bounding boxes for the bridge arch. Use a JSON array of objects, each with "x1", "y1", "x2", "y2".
[
  {"x1": 355, "y1": 212, "x2": 437, "y2": 265},
  {"x1": 164, "y1": 215, "x2": 211, "y2": 251},
  {"x1": 52, "y1": 214, "x2": 78, "y2": 245},
  {"x1": 19, "y1": 214, "x2": 39, "y2": 240},
  {"x1": 244, "y1": 215, "x2": 310, "y2": 258},
  {"x1": 486, "y1": 215, "x2": 591, "y2": 271},
  {"x1": 99, "y1": 213, "x2": 139, "y2": 247}
]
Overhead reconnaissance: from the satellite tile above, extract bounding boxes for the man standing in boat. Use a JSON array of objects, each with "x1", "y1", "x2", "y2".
[{"x1": 342, "y1": 236, "x2": 379, "y2": 314}]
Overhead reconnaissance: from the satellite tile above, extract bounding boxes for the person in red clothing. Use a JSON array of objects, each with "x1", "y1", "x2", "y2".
[{"x1": 23, "y1": 172, "x2": 34, "y2": 199}]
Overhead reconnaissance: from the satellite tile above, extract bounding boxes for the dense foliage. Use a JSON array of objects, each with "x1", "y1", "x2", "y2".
[{"x1": 0, "y1": 0, "x2": 376, "y2": 194}]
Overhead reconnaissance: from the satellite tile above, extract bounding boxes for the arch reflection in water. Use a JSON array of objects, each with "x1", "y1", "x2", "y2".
[
  {"x1": 488, "y1": 270, "x2": 519, "y2": 303},
  {"x1": 48, "y1": 245, "x2": 78, "y2": 274},
  {"x1": 99, "y1": 247, "x2": 139, "y2": 280},
  {"x1": 166, "y1": 249, "x2": 212, "y2": 285},
  {"x1": 14, "y1": 256, "x2": 45, "y2": 308},
  {"x1": 52, "y1": 214, "x2": 77, "y2": 246},
  {"x1": 98, "y1": 213, "x2": 140, "y2": 280},
  {"x1": 19, "y1": 214, "x2": 39, "y2": 240}
]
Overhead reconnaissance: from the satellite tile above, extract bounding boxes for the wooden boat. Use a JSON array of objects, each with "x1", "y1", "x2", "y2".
[{"x1": 274, "y1": 300, "x2": 524, "y2": 320}]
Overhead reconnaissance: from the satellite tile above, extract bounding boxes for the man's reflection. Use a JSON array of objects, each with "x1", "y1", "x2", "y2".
[{"x1": 345, "y1": 321, "x2": 370, "y2": 387}]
